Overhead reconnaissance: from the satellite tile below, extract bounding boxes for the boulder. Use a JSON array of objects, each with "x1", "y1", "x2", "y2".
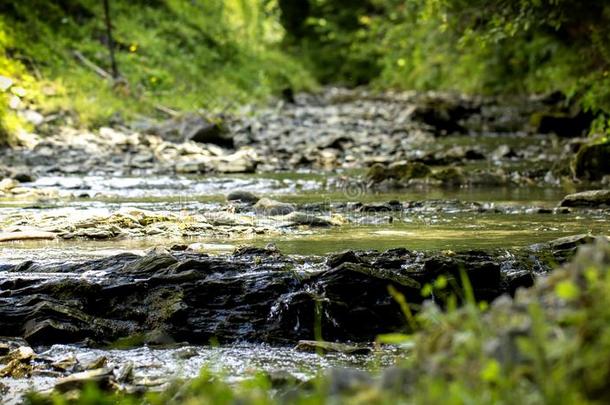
[
  {"x1": 0, "y1": 178, "x2": 18, "y2": 192},
  {"x1": 432, "y1": 167, "x2": 465, "y2": 186},
  {"x1": 148, "y1": 114, "x2": 233, "y2": 148},
  {"x1": 366, "y1": 161, "x2": 431, "y2": 184},
  {"x1": 559, "y1": 190, "x2": 610, "y2": 208},
  {"x1": 175, "y1": 150, "x2": 257, "y2": 174},
  {"x1": 11, "y1": 172, "x2": 36, "y2": 183},
  {"x1": 226, "y1": 190, "x2": 260, "y2": 204},
  {"x1": 54, "y1": 368, "x2": 115, "y2": 392},
  {"x1": 254, "y1": 198, "x2": 295, "y2": 216},
  {"x1": 280, "y1": 212, "x2": 336, "y2": 227},
  {"x1": 572, "y1": 141, "x2": 610, "y2": 180},
  {"x1": 410, "y1": 95, "x2": 480, "y2": 135},
  {"x1": 533, "y1": 110, "x2": 594, "y2": 138},
  {"x1": 0, "y1": 247, "x2": 561, "y2": 346}
]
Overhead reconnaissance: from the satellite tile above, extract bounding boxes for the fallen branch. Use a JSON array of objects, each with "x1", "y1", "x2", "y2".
[
  {"x1": 154, "y1": 104, "x2": 180, "y2": 117},
  {"x1": 72, "y1": 50, "x2": 112, "y2": 80}
]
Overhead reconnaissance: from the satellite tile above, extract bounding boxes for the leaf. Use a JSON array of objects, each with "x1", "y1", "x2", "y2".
[
  {"x1": 376, "y1": 333, "x2": 413, "y2": 345},
  {"x1": 480, "y1": 359, "x2": 501, "y2": 382},
  {"x1": 555, "y1": 280, "x2": 579, "y2": 301}
]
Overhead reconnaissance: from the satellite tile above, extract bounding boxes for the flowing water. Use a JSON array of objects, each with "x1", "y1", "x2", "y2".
[
  {"x1": 1, "y1": 172, "x2": 609, "y2": 402},
  {"x1": 0, "y1": 173, "x2": 605, "y2": 260}
]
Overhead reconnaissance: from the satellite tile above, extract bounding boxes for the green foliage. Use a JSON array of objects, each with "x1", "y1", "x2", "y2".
[
  {"x1": 0, "y1": 0, "x2": 314, "y2": 130},
  {"x1": 281, "y1": 0, "x2": 385, "y2": 85},
  {"x1": 282, "y1": 0, "x2": 610, "y2": 116}
]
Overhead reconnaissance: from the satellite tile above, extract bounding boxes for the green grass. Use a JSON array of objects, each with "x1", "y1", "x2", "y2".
[
  {"x1": 0, "y1": 0, "x2": 315, "y2": 138},
  {"x1": 25, "y1": 240, "x2": 610, "y2": 404}
]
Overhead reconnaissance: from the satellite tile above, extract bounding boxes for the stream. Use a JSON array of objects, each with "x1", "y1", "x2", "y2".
[{"x1": 1, "y1": 89, "x2": 609, "y2": 403}]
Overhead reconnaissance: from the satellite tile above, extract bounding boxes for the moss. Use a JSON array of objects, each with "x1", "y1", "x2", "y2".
[
  {"x1": 366, "y1": 162, "x2": 432, "y2": 184},
  {"x1": 0, "y1": 0, "x2": 315, "y2": 131},
  {"x1": 107, "y1": 333, "x2": 146, "y2": 349},
  {"x1": 572, "y1": 140, "x2": 610, "y2": 180},
  {"x1": 432, "y1": 167, "x2": 465, "y2": 186}
]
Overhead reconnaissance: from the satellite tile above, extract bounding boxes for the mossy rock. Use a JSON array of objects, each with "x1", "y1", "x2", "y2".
[
  {"x1": 560, "y1": 190, "x2": 610, "y2": 207},
  {"x1": 366, "y1": 161, "x2": 431, "y2": 184},
  {"x1": 390, "y1": 161, "x2": 431, "y2": 181},
  {"x1": 432, "y1": 167, "x2": 465, "y2": 186},
  {"x1": 365, "y1": 163, "x2": 390, "y2": 183},
  {"x1": 572, "y1": 141, "x2": 610, "y2": 180},
  {"x1": 531, "y1": 110, "x2": 594, "y2": 137}
]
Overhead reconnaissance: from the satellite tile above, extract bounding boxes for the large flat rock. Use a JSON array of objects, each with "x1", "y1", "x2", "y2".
[{"x1": 0, "y1": 246, "x2": 572, "y2": 346}]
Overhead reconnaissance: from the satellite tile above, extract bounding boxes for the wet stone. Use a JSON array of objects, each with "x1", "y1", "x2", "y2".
[
  {"x1": 226, "y1": 190, "x2": 260, "y2": 204},
  {"x1": 0, "y1": 244, "x2": 570, "y2": 346},
  {"x1": 560, "y1": 189, "x2": 610, "y2": 208}
]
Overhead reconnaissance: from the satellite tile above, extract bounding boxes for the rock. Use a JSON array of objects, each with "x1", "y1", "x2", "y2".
[
  {"x1": 280, "y1": 212, "x2": 336, "y2": 227},
  {"x1": 174, "y1": 347, "x2": 198, "y2": 360},
  {"x1": 572, "y1": 141, "x2": 610, "y2": 180},
  {"x1": 468, "y1": 170, "x2": 508, "y2": 186},
  {"x1": 325, "y1": 368, "x2": 374, "y2": 395},
  {"x1": 389, "y1": 161, "x2": 431, "y2": 180},
  {"x1": 54, "y1": 368, "x2": 115, "y2": 392},
  {"x1": 0, "y1": 346, "x2": 36, "y2": 378},
  {"x1": 116, "y1": 361, "x2": 134, "y2": 383},
  {"x1": 83, "y1": 356, "x2": 108, "y2": 370},
  {"x1": 357, "y1": 201, "x2": 402, "y2": 212},
  {"x1": 254, "y1": 197, "x2": 295, "y2": 216},
  {"x1": 149, "y1": 114, "x2": 233, "y2": 148},
  {"x1": 379, "y1": 366, "x2": 416, "y2": 395},
  {"x1": 189, "y1": 121, "x2": 232, "y2": 147},
  {"x1": 1, "y1": 346, "x2": 35, "y2": 363},
  {"x1": 11, "y1": 172, "x2": 36, "y2": 183},
  {"x1": 0, "y1": 248, "x2": 564, "y2": 345},
  {"x1": 176, "y1": 150, "x2": 257, "y2": 173},
  {"x1": 144, "y1": 328, "x2": 176, "y2": 346},
  {"x1": 438, "y1": 146, "x2": 486, "y2": 163},
  {"x1": 534, "y1": 110, "x2": 594, "y2": 137},
  {"x1": 410, "y1": 95, "x2": 480, "y2": 135},
  {"x1": 366, "y1": 161, "x2": 431, "y2": 184},
  {"x1": 559, "y1": 190, "x2": 610, "y2": 208},
  {"x1": 0, "y1": 230, "x2": 57, "y2": 242},
  {"x1": 548, "y1": 234, "x2": 600, "y2": 252},
  {"x1": 432, "y1": 167, "x2": 465, "y2": 186},
  {"x1": 0, "y1": 178, "x2": 18, "y2": 192},
  {"x1": 0, "y1": 343, "x2": 9, "y2": 357},
  {"x1": 0, "y1": 359, "x2": 32, "y2": 378},
  {"x1": 51, "y1": 355, "x2": 79, "y2": 372},
  {"x1": 326, "y1": 250, "x2": 363, "y2": 268},
  {"x1": 226, "y1": 190, "x2": 260, "y2": 204},
  {"x1": 295, "y1": 340, "x2": 372, "y2": 355},
  {"x1": 366, "y1": 163, "x2": 390, "y2": 183},
  {"x1": 263, "y1": 369, "x2": 303, "y2": 388},
  {"x1": 492, "y1": 144, "x2": 517, "y2": 160}
]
